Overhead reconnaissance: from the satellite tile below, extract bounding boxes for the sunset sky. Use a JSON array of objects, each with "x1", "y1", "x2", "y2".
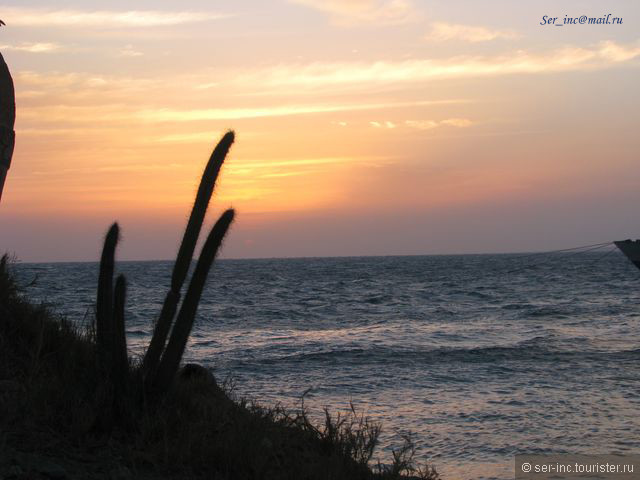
[{"x1": 1, "y1": 0, "x2": 639, "y2": 261}]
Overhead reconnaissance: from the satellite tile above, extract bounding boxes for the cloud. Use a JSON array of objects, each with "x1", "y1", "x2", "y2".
[
  {"x1": 134, "y1": 99, "x2": 465, "y2": 122},
  {"x1": 118, "y1": 45, "x2": 143, "y2": 57},
  {"x1": 0, "y1": 42, "x2": 60, "y2": 53},
  {"x1": 17, "y1": 40, "x2": 638, "y2": 103},
  {"x1": 240, "y1": 41, "x2": 640, "y2": 90},
  {"x1": 3, "y1": 7, "x2": 228, "y2": 28},
  {"x1": 404, "y1": 120, "x2": 437, "y2": 130},
  {"x1": 369, "y1": 118, "x2": 473, "y2": 130},
  {"x1": 13, "y1": 40, "x2": 639, "y2": 128},
  {"x1": 155, "y1": 132, "x2": 222, "y2": 143},
  {"x1": 370, "y1": 121, "x2": 396, "y2": 128},
  {"x1": 14, "y1": 70, "x2": 165, "y2": 100},
  {"x1": 230, "y1": 157, "x2": 368, "y2": 171},
  {"x1": 16, "y1": 97, "x2": 465, "y2": 126},
  {"x1": 597, "y1": 41, "x2": 640, "y2": 62},
  {"x1": 195, "y1": 82, "x2": 220, "y2": 90},
  {"x1": 405, "y1": 118, "x2": 473, "y2": 130},
  {"x1": 426, "y1": 22, "x2": 518, "y2": 43},
  {"x1": 440, "y1": 118, "x2": 473, "y2": 127},
  {"x1": 287, "y1": 0, "x2": 417, "y2": 26},
  {"x1": 225, "y1": 156, "x2": 392, "y2": 180}
]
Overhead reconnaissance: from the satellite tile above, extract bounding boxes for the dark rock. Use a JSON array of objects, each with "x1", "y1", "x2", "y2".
[{"x1": 178, "y1": 363, "x2": 216, "y2": 385}]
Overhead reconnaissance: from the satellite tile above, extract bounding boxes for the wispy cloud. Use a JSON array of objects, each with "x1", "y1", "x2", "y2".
[
  {"x1": 3, "y1": 7, "x2": 228, "y2": 28},
  {"x1": 13, "y1": 40, "x2": 639, "y2": 128},
  {"x1": 155, "y1": 132, "x2": 222, "y2": 143},
  {"x1": 135, "y1": 99, "x2": 465, "y2": 122},
  {"x1": 118, "y1": 45, "x2": 143, "y2": 57},
  {"x1": 287, "y1": 0, "x2": 417, "y2": 26},
  {"x1": 241, "y1": 41, "x2": 640, "y2": 89},
  {"x1": 597, "y1": 41, "x2": 640, "y2": 62},
  {"x1": 18, "y1": 126, "x2": 123, "y2": 137},
  {"x1": 14, "y1": 70, "x2": 165, "y2": 100},
  {"x1": 426, "y1": 22, "x2": 518, "y2": 43},
  {"x1": 405, "y1": 118, "x2": 473, "y2": 130},
  {"x1": 230, "y1": 157, "x2": 367, "y2": 171},
  {"x1": 370, "y1": 121, "x2": 397, "y2": 128},
  {"x1": 0, "y1": 42, "x2": 60, "y2": 53},
  {"x1": 195, "y1": 82, "x2": 220, "y2": 90},
  {"x1": 16, "y1": 98, "x2": 465, "y2": 126},
  {"x1": 226, "y1": 156, "x2": 392, "y2": 180},
  {"x1": 369, "y1": 118, "x2": 473, "y2": 130},
  {"x1": 440, "y1": 118, "x2": 472, "y2": 127},
  {"x1": 18, "y1": 40, "x2": 638, "y2": 104}
]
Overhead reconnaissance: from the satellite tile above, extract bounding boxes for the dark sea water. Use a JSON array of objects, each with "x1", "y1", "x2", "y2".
[{"x1": 12, "y1": 250, "x2": 640, "y2": 479}]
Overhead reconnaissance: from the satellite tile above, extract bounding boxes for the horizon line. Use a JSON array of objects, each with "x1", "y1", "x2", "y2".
[{"x1": 13, "y1": 245, "x2": 619, "y2": 265}]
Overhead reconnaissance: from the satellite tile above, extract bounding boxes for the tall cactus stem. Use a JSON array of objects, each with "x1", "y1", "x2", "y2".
[
  {"x1": 96, "y1": 223, "x2": 119, "y2": 360},
  {"x1": 112, "y1": 274, "x2": 128, "y2": 387},
  {"x1": 143, "y1": 131, "x2": 235, "y2": 379},
  {"x1": 0, "y1": 52, "x2": 15, "y2": 204},
  {"x1": 153, "y1": 208, "x2": 235, "y2": 391}
]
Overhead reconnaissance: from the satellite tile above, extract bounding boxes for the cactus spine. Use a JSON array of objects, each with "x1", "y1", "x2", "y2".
[{"x1": 142, "y1": 131, "x2": 235, "y2": 381}]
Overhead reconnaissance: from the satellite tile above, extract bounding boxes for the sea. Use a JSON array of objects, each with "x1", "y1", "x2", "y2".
[{"x1": 12, "y1": 249, "x2": 640, "y2": 480}]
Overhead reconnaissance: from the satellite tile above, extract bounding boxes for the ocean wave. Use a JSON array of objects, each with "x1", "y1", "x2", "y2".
[{"x1": 244, "y1": 341, "x2": 640, "y2": 367}]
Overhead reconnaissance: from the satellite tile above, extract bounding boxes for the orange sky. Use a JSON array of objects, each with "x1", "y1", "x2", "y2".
[{"x1": 1, "y1": 1, "x2": 639, "y2": 261}]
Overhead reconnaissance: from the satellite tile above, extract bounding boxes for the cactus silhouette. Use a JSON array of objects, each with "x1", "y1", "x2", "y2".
[
  {"x1": 143, "y1": 131, "x2": 235, "y2": 381},
  {"x1": 0, "y1": 51, "x2": 16, "y2": 204},
  {"x1": 112, "y1": 274, "x2": 128, "y2": 386},
  {"x1": 94, "y1": 131, "x2": 236, "y2": 396},
  {"x1": 154, "y1": 208, "x2": 235, "y2": 391},
  {"x1": 96, "y1": 223, "x2": 119, "y2": 358},
  {"x1": 96, "y1": 225, "x2": 129, "y2": 390}
]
